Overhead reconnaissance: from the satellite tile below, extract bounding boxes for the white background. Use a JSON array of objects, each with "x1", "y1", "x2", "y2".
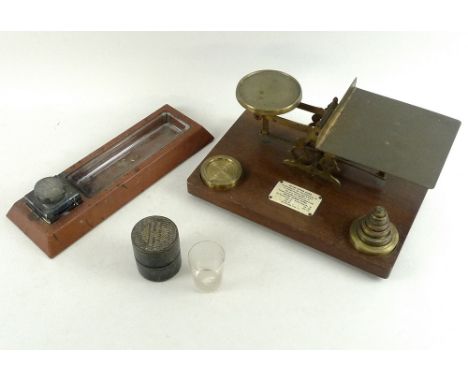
[{"x1": 0, "y1": 32, "x2": 466, "y2": 349}]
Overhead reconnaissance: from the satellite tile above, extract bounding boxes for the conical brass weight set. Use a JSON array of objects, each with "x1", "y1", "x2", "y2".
[{"x1": 349, "y1": 206, "x2": 399, "y2": 255}]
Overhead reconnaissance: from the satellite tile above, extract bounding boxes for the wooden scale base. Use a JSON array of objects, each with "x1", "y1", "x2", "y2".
[{"x1": 187, "y1": 111, "x2": 427, "y2": 278}]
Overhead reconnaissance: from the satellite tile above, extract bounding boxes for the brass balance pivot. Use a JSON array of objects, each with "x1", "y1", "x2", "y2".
[{"x1": 349, "y1": 206, "x2": 399, "y2": 255}]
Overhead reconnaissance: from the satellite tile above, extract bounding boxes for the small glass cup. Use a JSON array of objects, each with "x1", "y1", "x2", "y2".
[{"x1": 188, "y1": 240, "x2": 225, "y2": 292}]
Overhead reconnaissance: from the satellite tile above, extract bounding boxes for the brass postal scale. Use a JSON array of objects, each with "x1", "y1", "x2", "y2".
[{"x1": 187, "y1": 70, "x2": 461, "y2": 278}]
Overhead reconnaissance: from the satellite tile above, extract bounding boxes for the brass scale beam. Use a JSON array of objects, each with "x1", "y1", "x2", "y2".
[{"x1": 255, "y1": 100, "x2": 387, "y2": 186}]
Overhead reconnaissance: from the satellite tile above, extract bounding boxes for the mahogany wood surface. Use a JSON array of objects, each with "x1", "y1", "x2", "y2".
[
  {"x1": 7, "y1": 105, "x2": 213, "y2": 258},
  {"x1": 187, "y1": 111, "x2": 427, "y2": 278}
]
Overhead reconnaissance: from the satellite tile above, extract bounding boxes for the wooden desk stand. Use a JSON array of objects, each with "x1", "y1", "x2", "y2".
[{"x1": 8, "y1": 105, "x2": 213, "y2": 257}]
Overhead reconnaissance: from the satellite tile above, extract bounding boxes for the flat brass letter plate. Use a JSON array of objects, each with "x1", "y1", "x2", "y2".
[{"x1": 268, "y1": 180, "x2": 322, "y2": 216}]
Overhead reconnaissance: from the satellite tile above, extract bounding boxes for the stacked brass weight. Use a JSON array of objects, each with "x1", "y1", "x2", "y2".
[{"x1": 349, "y1": 206, "x2": 399, "y2": 255}]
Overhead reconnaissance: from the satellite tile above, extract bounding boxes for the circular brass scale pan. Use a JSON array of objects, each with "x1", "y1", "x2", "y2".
[
  {"x1": 236, "y1": 69, "x2": 302, "y2": 116},
  {"x1": 200, "y1": 155, "x2": 243, "y2": 190}
]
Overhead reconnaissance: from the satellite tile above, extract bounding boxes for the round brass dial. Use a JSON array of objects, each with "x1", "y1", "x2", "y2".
[
  {"x1": 236, "y1": 69, "x2": 302, "y2": 116},
  {"x1": 200, "y1": 155, "x2": 243, "y2": 190}
]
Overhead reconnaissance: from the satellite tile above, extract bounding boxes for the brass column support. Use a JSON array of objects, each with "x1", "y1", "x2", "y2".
[{"x1": 261, "y1": 116, "x2": 270, "y2": 135}]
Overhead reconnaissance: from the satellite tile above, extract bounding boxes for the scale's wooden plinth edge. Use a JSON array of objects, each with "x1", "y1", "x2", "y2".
[
  {"x1": 187, "y1": 111, "x2": 428, "y2": 278},
  {"x1": 7, "y1": 104, "x2": 214, "y2": 258}
]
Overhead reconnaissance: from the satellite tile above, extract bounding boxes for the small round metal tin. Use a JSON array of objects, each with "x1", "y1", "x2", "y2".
[
  {"x1": 136, "y1": 255, "x2": 181, "y2": 282},
  {"x1": 131, "y1": 216, "x2": 181, "y2": 281},
  {"x1": 200, "y1": 155, "x2": 243, "y2": 190},
  {"x1": 236, "y1": 69, "x2": 302, "y2": 116}
]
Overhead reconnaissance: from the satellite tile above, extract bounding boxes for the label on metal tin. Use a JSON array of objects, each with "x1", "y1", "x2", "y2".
[
  {"x1": 132, "y1": 216, "x2": 178, "y2": 253},
  {"x1": 268, "y1": 180, "x2": 322, "y2": 216}
]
